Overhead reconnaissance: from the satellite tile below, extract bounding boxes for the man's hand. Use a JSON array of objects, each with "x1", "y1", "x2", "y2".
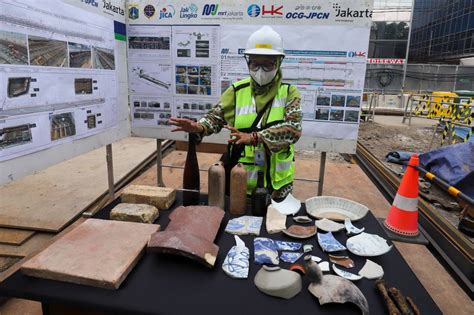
[
  {"x1": 225, "y1": 125, "x2": 252, "y2": 145},
  {"x1": 169, "y1": 118, "x2": 204, "y2": 133}
]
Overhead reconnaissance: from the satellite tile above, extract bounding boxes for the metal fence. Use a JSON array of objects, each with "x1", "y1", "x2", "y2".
[{"x1": 364, "y1": 64, "x2": 474, "y2": 93}]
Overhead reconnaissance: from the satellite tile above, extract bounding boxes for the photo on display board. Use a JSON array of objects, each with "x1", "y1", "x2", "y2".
[
  {"x1": 92, "y1": 47, "x2": 115, "y2": 70},
  {"x1": 175, "y1": 65, "x2": 212, "y2": 95},
  {"x1": 28, "y1": 36, "x2": 68, "y2": 67},
  {"x1": 316, "y1": 95, "x2": 331, "y2": 106},
  {"x1": 68, "y1": 42, "x2": 92, "y2": 68},
  {"x1": 315, "y1": 108, "x2": 330, "y2": 120},
  {"x1": 0, "y1": 30, "x2": 28, "y2": 65},
  {"x1": 50, "y1": 112, "x2": 76, "y2": 141},
  {"x1": 128, "y1": 36, "x2": 170, "y2": 50},
  {"x1": 331, "y1": 95, "x2": 346, "y2": 107},
  {"x1": 330, "y1": 109, "x2": 344, "y2": 121},
  {"x1": 346, "y1": 95, "x2": 361, "y2": 108},
  {"x1": 345, "y1": 110, "x2": 360, "y2": 122}
]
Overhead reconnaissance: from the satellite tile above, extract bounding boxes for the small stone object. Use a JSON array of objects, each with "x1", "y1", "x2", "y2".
[
  {"x1": 280, "y1": 252, "x2": 303, "y2": 263},
  {"x1": 344, "y1": 218, "x2": 365, "y2": 235},
  {"x1": 230, "y1": 163, "x2": 247, "y2": 215},
  {"x1": 222, "y1": 236, "x2": 249, "y2": 279},
  {"x1": 317, "y1": 232, "x2": 346, "y2": 252},
  {"x1": 121, "y1": 185, "x2": 176, "y2": 210},
  {"x1": 147, "y1": 205, "x2": 224, "y2": 268},
  {"x1": 329, "y1": 254, "x2": 354, "y2": 268},
  {"x1": 208, "y1": 162, "x2": 225, "y2": 209},
  {"x1": 254, "y1": 265, "x2": 302, "y2": 299},
  {"x1": 254, "y1": 237, "x2": 279, "y2": 265},
  {"x1": 283, "y1": 225, "x2": 317, "y2": 239},
  {"x1": 293, "y1": 216, "x2": 312, "y2": 223},
  {"x1": 332, "y1": 264, "x2": 363, "y2": 281},
  {"x1": 110, "y1": 203, "x2": 159, "y2": 223},
  {"x1": 358, "y1": 259, "x2": 384, "y2": 280},
  {"x1": 303, "y1": 244, "x2": 313, "y2": 253},
  {"x1": 315, "y1": 218, "x2": 345, "y2": 232},
  {"x1": 225, "y1": 216, "x2": 262, "y2": 236},
  {"x1": 346, "y1": 232, "x2": 393, "y2": 257},
  {"x1": 266, "y1": 205, "x2": 287, "y2": 234},
  {"x1": 275, "y1": 240, "x2": 302, "y2": 251}
]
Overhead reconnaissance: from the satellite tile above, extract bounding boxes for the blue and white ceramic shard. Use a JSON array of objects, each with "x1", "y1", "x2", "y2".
[
  {"x1": 222, "y1": 236, "x2": 250, "y2": 279},
  {"x1": 344, "y1": 218, "x2": 365, "y2": 235},
  {"x1": 280, "y1": 252, "x2": 303, "y2": 263},
  {"x1": 332, "y1": 264, "x2": 363, "y2": 281},
  {"x1": 317, "y1": 232, "x2": 346, "y2": 252},
  {"x1": 275, "y1": 240, "x2": 302, "y2": 251},
  {"x1": 254, "y1": 237, "x2": 279, "y2": 265},
  {"x1": 225, "y1": 216, "x2": 263, "y2": 236}
]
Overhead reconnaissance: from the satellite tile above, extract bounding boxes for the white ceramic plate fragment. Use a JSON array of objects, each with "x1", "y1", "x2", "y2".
[
  {"x1": 344, "y1": 218, "x2": 365, "y2": 235},
  {"x1": 316, "y1": 218, "x2": 345, "y2": 232},
  {"x1": 358, "y1": 259, "x2": 384, "y2": 280},
  {"x1": 346, "y1": 232, "x2": 393, "y2": 257},
  {"x1": 271, "y1": 193, "x2": 301, "y2": 215},
  {"x1": 332, "y1": 264, "x2": 362, "y2": 281},
  {"x1": 305, "y1": 196, "x2": 369, "y2": 222}
]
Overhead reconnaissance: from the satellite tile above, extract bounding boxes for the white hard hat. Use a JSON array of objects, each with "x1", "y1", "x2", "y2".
[{"x1": 244, "y1": 26, "x2": 284, "y2": 56}]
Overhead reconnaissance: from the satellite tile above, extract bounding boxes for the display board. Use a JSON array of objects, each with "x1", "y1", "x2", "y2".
[
  {"x1": 0, "y1": 0, "x2": 129, "y2": 183},
  {"x1": 129, "y1": 0, "x2": 373, "y2": 153}
]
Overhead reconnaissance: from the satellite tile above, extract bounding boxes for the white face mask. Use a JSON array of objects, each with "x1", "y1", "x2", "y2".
[{"x1": 250, "y1": 68, "x2": 277, "y2": 86}]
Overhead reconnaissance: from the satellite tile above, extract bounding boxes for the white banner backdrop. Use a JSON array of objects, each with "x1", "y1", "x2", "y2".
[{"x1": 129, "y1": 0, "x2": 373, "y2": 154}]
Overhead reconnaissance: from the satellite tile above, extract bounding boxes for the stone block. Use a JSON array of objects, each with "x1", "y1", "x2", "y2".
[
  {"x1": 121, "y1": 185, "x2": 176, "y2": 210},
  {"x1": 110, "y1": 203, "x2": 159, "y2": 223}
]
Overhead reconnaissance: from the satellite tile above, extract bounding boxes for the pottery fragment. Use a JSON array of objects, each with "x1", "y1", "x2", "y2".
[
  {"x1": 303, "y1": 244, "x2": 313, "y2": 253},
  {"x1": 254, "y1": 237, "x2": 279, "y2": 265},
  {"x1": 222, "y1": 236, "x2": 250, "y2": 279},
  {"x1": 358, "y1": 259, "x2": 384, "y2": 280},
  {"x1": 280, "y1": 252, "x2": 303, "y2": 263},
  {"x1": 110, "y1": 203, "x2": 159, "y2": 224},
  {"x1": 345, "y1": 218, "x2": 365, "y2": 235},
  {"x1": 304, "y1": 256, "x2": 369, "y2": 315},
  {"x1": 346, "y1": 232, "x2": 393, "y2": 257},
  {"x1": 315, "y1": 218, "x2": 345, "y2": 232},
  {"x1": 275, "y1": 240, "x2": 302, "y2": 251},
  {"x1": 317, "y1": 232, "x2": 346, "y2": 252},
  {"x1": 332, "y1": 264, "x2": 363, "y2": 281},
  {"x1": 329, "y1": 254, "x2": 354, "y2": 268},
  {"x1": 318, "y1": 261, "x2": 330, "y2": 272},
  {"x1": 271, "y1": 193, "x2": 301, "y2": 215},
  {"x1": 293, "y1": 216, "x2": 312, "y2": 224},
  {"x1": 283, "y1": 225, "x2": 317, "y2": 239},
  {"x1": 254, "y1": 265, "x2": 302, "y2": 299},
  {"x1": 225, "y1": 216, "x2": 263, "y2": 236},
  {"x1": 266, "y1": 205, "x2": 287, "y2": 234},
  {"x1": 311, "y1": 255, "x2": 322, "y2": 263}
]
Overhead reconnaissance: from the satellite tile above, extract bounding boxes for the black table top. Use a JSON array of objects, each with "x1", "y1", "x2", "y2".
[{"x1": 0, "y1": 192, "x2": 441, "y2": 315}]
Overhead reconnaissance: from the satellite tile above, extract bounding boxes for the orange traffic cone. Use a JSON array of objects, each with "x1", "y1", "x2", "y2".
[{"x1": 384, "y1": 154, "x2": 420, "y2": 236}]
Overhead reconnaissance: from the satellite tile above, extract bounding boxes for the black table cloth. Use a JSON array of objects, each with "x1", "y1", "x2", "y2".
[{"x1": 0, "y1": 192, "x2": 441, "y2": 315}]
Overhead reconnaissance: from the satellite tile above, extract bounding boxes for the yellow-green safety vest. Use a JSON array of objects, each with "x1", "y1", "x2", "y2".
[{"x1": 232, "y1": 77, "x2": 295, "y2": 195}]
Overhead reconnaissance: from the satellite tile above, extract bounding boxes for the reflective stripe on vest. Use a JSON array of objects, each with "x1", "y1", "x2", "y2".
[{"x1": 232, "y1": 78, "x2": 294, "y2": 193}]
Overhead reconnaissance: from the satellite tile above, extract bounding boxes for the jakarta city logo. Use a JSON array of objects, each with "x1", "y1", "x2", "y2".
[
  {"x1": 128, "y1": 4, "x2": 139, "y2": 20},
  {"x1": 160, "y1": 5, "x2": 175, "y2": 19},
  {"x1": 247, "y1": 4, "x2": 261, "y2": 17}
]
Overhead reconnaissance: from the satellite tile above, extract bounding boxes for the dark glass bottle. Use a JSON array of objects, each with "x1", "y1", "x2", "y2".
[
  {"x1": 251, "y1": 170, "x2": 269, "y2": 216},
  {"x1": 183, "y1": 133, "x2": 200, "y2": 205}
]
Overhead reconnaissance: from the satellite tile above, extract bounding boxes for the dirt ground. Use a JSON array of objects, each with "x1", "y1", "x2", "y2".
[{"x1": 358, "y1": 120, "x2": 470, "y2": 239}]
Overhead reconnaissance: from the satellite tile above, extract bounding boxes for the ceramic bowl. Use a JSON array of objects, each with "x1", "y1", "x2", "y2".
[{"x1": 305, "y1": 196, "x2": 369, "y2": 222}]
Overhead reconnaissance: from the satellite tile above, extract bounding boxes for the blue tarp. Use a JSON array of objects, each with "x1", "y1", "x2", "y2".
[{"x1": 419, "y1": 142, "x2": 474, "y2": 199}]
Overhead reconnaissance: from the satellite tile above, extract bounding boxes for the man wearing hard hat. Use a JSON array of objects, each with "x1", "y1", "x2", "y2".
[{"x1": 170, "y1": 26, "x2": 302, "y2": 199}]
